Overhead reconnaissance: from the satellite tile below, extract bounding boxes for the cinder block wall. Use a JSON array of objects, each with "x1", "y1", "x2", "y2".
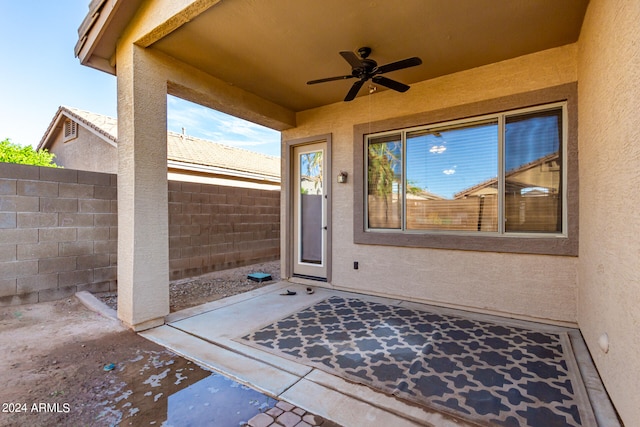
[
  {"x1": 168, "y1": 181, "x2": 280, "y2": 281},
  {"x1": 0, "y1": 163, "x2": 117, "y2": 305},
  {"x1": 0, "y1": 163, "x2": 280, "y2": 306}
]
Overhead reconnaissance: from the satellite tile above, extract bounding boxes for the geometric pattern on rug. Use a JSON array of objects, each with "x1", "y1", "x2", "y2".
[{"x1": 240, "y1": 296, "x2": 596, "y2": 427}]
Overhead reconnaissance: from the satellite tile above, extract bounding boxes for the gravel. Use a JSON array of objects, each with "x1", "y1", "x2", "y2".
[{"x1": 97, "y1": 260, "x2": 280, "y2": 313}]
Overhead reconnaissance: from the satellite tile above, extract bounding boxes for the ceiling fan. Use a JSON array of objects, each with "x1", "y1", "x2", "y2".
[{"x1": 306, "y1": 47, "x2": 422, "y2": 102}]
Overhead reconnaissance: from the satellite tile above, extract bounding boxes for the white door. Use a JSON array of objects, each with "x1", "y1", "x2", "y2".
[{"x1": 292, "y1": 142, "x2": 327, "y2": 280}]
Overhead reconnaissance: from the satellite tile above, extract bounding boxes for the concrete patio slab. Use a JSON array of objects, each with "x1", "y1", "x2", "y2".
[
  {"x1": 140, "y1": 282, "x2": 619, "y2": 427},
  {"x1": 139, "y1": 324, "x2": 300, "y2": 397}
]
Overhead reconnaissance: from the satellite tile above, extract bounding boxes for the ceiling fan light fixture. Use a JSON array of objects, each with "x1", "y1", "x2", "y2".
[{"x1": 306, "y1": 46, "x2": 422, "y2": 102}]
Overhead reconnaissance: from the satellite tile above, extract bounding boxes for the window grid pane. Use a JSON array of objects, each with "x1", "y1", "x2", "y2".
[
  {"x1": 367, "y1": 134, "x2": 402, "y2": 229},
  {"x1": 504, "y1": 109, "x2": 562, "y2": 233},
  {"x1": 406, "y1": 121, "x2": 498, "y2": 232}
]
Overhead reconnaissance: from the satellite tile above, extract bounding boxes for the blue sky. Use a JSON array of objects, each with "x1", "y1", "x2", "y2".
[{"x1": 0, "y1": 1, "x2": 281, "y2": 156}]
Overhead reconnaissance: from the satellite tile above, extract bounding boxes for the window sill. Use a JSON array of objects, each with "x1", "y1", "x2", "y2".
[{"x1": 355, "y1": 229, "x2": 576, "y2": 256}]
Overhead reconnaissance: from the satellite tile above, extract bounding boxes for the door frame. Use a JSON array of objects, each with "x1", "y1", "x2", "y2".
[{"x1": 284, "y1": 134, "x2": 332, "y2": 283}]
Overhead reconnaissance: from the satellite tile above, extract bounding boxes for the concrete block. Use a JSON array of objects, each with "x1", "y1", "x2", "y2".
[
  {"x1": 93, "y1": 185, "x2": 116, "y2": 200},
  {"x1": 0, "y1": 163, "x2": 39, "y2": 180},
  {"x1": 38, "y1": 227, "x2": 77, "y2": 242},
  {"x1": 181, "y1": 182, "x2": 201, "y2": 193},
  {"x1": 77, "y1": 227, "x2": 110, "y2": 241},
  {"x1": 79, "y1": 199, "x2": 111, "y2": 213},
  {"x1": 0, "y1": 245, "x2": 16, "y2": 262},
  {"x1": 94, "y1": 213, "x2": 117, "y2": 227},
  {"x1": 0, "y1": 212, "x2": 16, "y2": 228},
  {"x1": 58, "y1": 182, "x2": 94, "y2": 198},
  {"x1": 190, "y1": 192, "x2": 209, "y2": 204},
  {"x1": 59, "y1": 213, "x2": 94, "y2": 227},
  {"x1": 59, "y1": 240, "x2": 93, "y2": 256},
  {"x1": 199, "y1": 183, "x2": 218, "y2": 194},
  {"x1": 180, "y1": 225, "x2": 200, "y2": 236},
  {"x1": 110, "y1": 200, "x2": 117, "y2": 213},
  {"x1": 169, "y1": 191, "x2": 191, "y2": 203},
  {"x1": 0, "y1": 277, "x2": 17, "y2": 296},
  {"x1": 7, "y1": 260, "x2": 39, "y2": 277},
  {"x1": 17, "y1": 242, "x2": 59, "y2": 260},
  {"x1": 38, "y1": 285, "x2": 78, "y2": 302},
  {"x1": 192, "y1": 214, "x2": 211, "y2": 225},
  {"x1": 0, "y1": 292, "x2": 38, "y2": 306},
  {"x1": 0, "y1": 179, "x2": 16, "y2": 195},
  {"x1": 17, "y1": 273, "x2": 58, "y2": 293},
  {"x1": 93, "y1": 266, "x2": 116, "y2": 282},
  {"x1": 76, "y1": 253, "x2": 110, "y2": 269},
  {"x1": 94, "y1": 240, "x2": 116, "y2": 254},
  {"x1": 190, "y1": 235, "x2": 209, "y2": 246},
  {"x1": 58, "y1": 269, "x2": 93, "y2": 287},
  {"x1": 77, "y1": 170, "x2": 111, "y2": 186},
  {"x1": 0, "y1": 195, "x2": 40, "y2": 212},
  {"x1": 39, "y1": 167, "x2": 78, "y2": 183},
  {"x1": 38, "y1": 257, "x2": 77, "y2": 274},
  {"x1": 184, "y1": 203, "x2": 202, "y2": 214},
  {"x1": 109, "y1": 226, "x2": 117, "y2": 240},
  {"x1": 209, "y1": 193, "x2": 227, "y2": 204},
  {"x1": 169, "y1": 258, "x2": 190, "y2": 271},
  {"x1": 0, "y1": 228, "x2": 38, "y2": 244},
  {"x1": 17, "y1": 180, "x2": 58, "y2": 197},
  {"x1": 168, "y1": 202, "x2": 182, "y2": 214},
  {"x1": 169, "y1": 214, "x2": 191, "y2": 226},
  {"x1": 40, "y1": 197, "x2": 78, "y2": 213},
  {"x1": 17, "y1": 212, "x2": 58, "y2": 228},
  {"x1": 169, "y1": 247, "x2": 181, "y2": 260},
  {"x1": 168, "y1": 181, "x2": 182, "y2": 192}
]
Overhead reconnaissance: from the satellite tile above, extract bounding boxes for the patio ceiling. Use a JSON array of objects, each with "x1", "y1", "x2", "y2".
[{"x1": 79, "y1": 0, "x2": 589, "y2": 113}]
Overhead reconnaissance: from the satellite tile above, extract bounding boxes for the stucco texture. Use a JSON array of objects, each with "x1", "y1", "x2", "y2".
[
  {"x1": 284, "y1": 44, "x2": 579, "y2": 325},
  {"x1": 48, "y1": 126, "x2": 117, "y2": 174},
  {"x1": 577, "y1": 0, "x2": 640, "y2": 424}
]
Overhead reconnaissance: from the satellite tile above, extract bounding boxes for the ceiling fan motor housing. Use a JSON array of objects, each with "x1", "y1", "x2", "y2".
[{"x1": 353, "y1": 59, "x2": 378, "y2": 78}]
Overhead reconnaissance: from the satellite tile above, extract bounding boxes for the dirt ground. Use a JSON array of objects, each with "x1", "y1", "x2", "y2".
[{"x1": 0, "y1": 261, "x2": 280, "y2": 427}]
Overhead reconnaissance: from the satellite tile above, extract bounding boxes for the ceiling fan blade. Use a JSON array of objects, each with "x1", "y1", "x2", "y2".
[
  {"x1": 307, "y1": 75, "x2": 355, "y2": 85},
  {"x1": 340, "y1": 51, "x2": 363, "y2": 69},
  {"x1": 344, "y1": 79, "x2": 366, "y2": 101},
  {"x1": 375, "y1": 57, "x2": 422, "y2": 74},
  {"x1": 372, "y1": 76, "x2": 410, "y2": 92}
]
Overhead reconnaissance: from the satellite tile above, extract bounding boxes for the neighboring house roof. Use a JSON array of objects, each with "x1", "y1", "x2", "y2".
[
  {"x1": 454, "y1": 152, "x2": 560, "y2": 199},
  {"x1": 38, "y1": 106, "x2": 280, "y2": 182}
]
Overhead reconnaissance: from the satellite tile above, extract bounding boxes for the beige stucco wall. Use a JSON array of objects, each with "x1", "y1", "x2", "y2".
[
  {"x1": 577, "y1": 0, "x2": 640, "y2": 424},
  {"x1": 47, "y1": 124, "x2": 117, "y2": 174},
  {"x1": 283, "y1": 44, "x2": 579, "y2": 325}
]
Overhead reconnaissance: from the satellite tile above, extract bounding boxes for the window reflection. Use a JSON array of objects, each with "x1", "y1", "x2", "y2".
[{"x1": 367, "y1": 135, "x2": 402, "y2": 229}]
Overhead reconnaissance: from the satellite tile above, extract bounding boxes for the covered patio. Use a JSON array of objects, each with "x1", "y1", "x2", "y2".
[
  {"x1": 140, "y1": 282, "x2": 618, "y2": 426},
  {"x1": 75, "y1": 1, "x2": 640, "y2": 425}
]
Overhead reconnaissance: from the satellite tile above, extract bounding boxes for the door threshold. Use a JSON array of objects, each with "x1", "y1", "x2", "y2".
[{"x1": 292, "y1": 274, "x2": 327, "y2": 283}]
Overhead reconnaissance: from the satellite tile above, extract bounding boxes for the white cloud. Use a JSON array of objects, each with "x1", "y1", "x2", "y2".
[
  {"x1": 167, "y1": 96, "x2": 280, "y2": 156},
  {"x1": 443, "y1": 168, "x2": 456, "y2": 175},
  {"x1": 429, "y1": 145, "x2": 446, "y2": 154}
]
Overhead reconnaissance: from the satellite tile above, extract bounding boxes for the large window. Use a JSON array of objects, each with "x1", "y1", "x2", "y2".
[{"x1": 365, "y1": 103, "x2": 566, "y2": 236}]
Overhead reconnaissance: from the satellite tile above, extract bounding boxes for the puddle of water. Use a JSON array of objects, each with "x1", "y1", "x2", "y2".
[{"x1": 95, "y1": 349, "x2": 277, "y2": 426}]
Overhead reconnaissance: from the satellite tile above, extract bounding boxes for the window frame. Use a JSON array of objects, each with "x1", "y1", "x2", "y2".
[{"x1": 353, "y1": 83, "x2": 578, "y2": 256}]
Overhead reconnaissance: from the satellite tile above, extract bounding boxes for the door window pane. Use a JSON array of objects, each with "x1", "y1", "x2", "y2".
[
  {"x1": 505, "y1": 109, "x2": 562, "y2": 233},
  {"x1": 367, "y1": 134, "x2": 402, "y2": 229},
  {"x1": 300, "y1": 151, "x2": 323, "y2": 263},
  {"x1": 406, "y1": 121, "x2": 498, "y2": 231}
]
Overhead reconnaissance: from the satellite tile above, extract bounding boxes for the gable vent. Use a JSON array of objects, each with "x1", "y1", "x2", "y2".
[{"x1": 63, "y1": 118, "x2": 78, "y2": 142}]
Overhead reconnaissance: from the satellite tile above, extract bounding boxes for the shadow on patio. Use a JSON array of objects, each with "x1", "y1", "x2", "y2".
[{"x1": 140, "y1": 283, "x2": 620, "y2": 427}]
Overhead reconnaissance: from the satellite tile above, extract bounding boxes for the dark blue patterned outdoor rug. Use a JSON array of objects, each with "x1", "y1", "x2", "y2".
[{"x1": 239, "y1": 296, "x2": 596, "y2": 427}]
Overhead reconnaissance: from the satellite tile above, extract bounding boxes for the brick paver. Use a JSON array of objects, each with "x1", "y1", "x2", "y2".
[{"x1": 246, "y1": 400, "x2": 341, "y2": 427}]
